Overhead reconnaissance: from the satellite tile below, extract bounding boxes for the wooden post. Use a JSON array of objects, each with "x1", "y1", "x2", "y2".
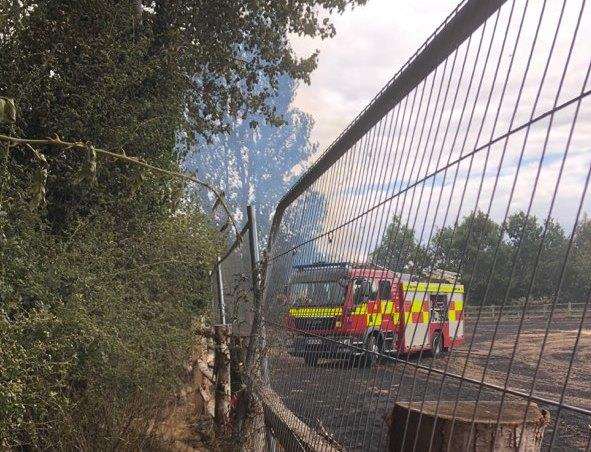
[
  {"x1": 214, "y1": 324, "x2": 231, "y2": 436},
  {"x1": 388, "y1": 401, "x2": 549, "y2": 451}
]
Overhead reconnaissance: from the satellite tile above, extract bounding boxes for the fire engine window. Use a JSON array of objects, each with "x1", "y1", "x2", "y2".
[
  {"x1": 354, "y1": 278, "x2": 373, "y2": 304},
  {"x1": 430, "y1": 294, "x2": 448, "y2": 322},
  {"x1": 290, "y1": 281, "x2": 345, "y2": 306},
  {"x1": 430, "y1": 294, "x2": 448, "y2": 307},
  {"x1": 378, "y1": 280, "x2": 392, "y2": 299}
]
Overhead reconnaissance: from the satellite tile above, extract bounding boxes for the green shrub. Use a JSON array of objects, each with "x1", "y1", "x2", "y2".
[{"x1": 0, "y1": 208, "x2": 222, "y2": 449}]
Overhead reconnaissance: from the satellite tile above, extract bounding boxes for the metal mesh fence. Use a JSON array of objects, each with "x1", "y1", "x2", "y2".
[
  {"x1": 214, "y1": 229, "x2": 254, "y2": 336},
  {"x1": 262, "y1": 0, "x2": 591, "y2": 449}
]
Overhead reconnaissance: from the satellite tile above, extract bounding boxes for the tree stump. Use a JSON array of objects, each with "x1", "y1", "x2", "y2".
[{"x1": 388, "y1": 401, "x2": 549, "y2": 451}]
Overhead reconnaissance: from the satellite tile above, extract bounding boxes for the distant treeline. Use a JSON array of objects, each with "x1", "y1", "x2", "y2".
[{"x1": 371, "y1": 211, "x2": 591, "y2": 305}]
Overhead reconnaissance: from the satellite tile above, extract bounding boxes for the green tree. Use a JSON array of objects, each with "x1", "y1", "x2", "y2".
[
  {"x1": 0, "y1": 0, "x2": 365, "y2": 228},
  {"x1": 504, "y1": 212, "x2": 568, "y2": 301},
  {"x1": 432, "y1": 211, "x2": 511, "y2": 305},
  {"x1": 185, "y1": 76, "x2": 317, "y2": 243},
  {"x1": 564, "y1": 214, "x2": 591, "y2": 302},
  {"x1": 504, "y1": 211, "x2": 543, "y2": 300},
  {"x1": 370, "y1": 215, "x2": 426, "y2": 274}
]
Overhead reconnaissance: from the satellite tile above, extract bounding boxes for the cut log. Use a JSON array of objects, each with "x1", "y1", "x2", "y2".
[{"x1": 388, "y1": 401, "x2": 549, "y2": 451}]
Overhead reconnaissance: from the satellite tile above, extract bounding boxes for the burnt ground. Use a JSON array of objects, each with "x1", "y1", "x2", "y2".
[{"x1": 267, "y1": 311, "x2": 591, "y2": 451}]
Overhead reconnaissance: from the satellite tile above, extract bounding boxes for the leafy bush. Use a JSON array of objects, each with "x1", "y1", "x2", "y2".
[{"x1": 0, "y1": 207, "x2": 222, "y2": 448}]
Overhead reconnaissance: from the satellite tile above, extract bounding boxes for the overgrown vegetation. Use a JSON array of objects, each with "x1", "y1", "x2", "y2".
[
  {"x1": 0, "y1": 207, "x2": 221, "y2": 449},
  {"x1": 0, "y1": 0, "x2": 365, "y2": 447}
]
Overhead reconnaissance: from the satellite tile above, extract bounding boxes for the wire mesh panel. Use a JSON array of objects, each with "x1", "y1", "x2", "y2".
[
  {"x1": 263, "y1": 0, "x2": 591, "y2": 449},
  {"x1": 214, "y1": 232, "x2": 254, "y2": 336}
]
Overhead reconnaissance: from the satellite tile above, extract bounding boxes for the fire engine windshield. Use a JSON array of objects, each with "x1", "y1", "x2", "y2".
[{"x1": 290, "y1": 281, "x2": 345, "y2": 307}]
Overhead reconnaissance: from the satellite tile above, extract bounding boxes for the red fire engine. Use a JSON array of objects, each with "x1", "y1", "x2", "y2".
[{"x1": 285, "y1": 262, "x2": 465, "y2": 367}]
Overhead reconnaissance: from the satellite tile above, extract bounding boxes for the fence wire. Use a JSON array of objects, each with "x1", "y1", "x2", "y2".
[
  {"x1": 214, "y1": 229, "x2": 254, "y2": 336},
  {"x1": 262, "y1": 0, "x2": 591, "y2": 450}
]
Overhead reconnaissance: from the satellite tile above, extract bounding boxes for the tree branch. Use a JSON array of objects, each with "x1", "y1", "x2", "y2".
[{"x1": 0, "y1": 133, "x2": 240, "y2": 237}]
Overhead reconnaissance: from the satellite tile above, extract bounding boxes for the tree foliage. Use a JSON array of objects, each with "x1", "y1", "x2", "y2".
[
  {"x1": 0, "y1": 207, "x2": 222, "y2": 448},
  {"x1": 0, "y1": 0, "x2": 367, "y2": 447},
  {"x1": 372, "y1": 211, "x2": 591, "y2": 305},
  {"x1": 185, "y1": 76, "x2": 316, "y2": 241},
  {"x1": 0, "y1": 0, "x2": 365, "y2": 227},
  {"x1": 371, "y1": 216, "x2": 421, "y2": 273}
]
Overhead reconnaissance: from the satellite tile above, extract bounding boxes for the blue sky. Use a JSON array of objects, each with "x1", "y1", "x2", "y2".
[{"x1": 286, "y1": 0, "x2": 590, "y2": 260}]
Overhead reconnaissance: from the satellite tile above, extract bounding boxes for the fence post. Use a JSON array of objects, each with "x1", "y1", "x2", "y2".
[
  {"x1": 216, "y1": 256, "x2": 226, "y2": 324},
  {"x1": 245, "y1": 205, "x2": 276, "y2": 451},
  {"x1": 214, "y1": 324, "x2": 231, "y2": 437},
  {"x1": 234, "y1": 205, "x2": 275, "y2": 451}
]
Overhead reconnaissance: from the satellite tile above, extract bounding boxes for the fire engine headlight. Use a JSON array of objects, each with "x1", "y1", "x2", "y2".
[{"x1": 335, "y1": 321, "x2": 342, "y2": 328}]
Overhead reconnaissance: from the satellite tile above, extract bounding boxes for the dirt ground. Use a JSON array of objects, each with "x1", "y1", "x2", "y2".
[{"x1": 268, "y1": 312, "x2": 591, "y2": 450}]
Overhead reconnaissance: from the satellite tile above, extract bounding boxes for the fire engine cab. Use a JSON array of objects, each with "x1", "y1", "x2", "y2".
[{"x1": 285, "y1": 262, "x2": 465, "y2": 367}]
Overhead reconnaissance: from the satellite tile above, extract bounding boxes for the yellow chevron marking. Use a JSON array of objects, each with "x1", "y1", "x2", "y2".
[
  {"x1": 411, "y1": 300, "x2": 425, "y2": 312},
  {"x1": 404, "y1": 312, "x2": 412, "y2": 324},
  {"x1": 352, "y1": 303, "x2": 367, "y2": 315},
  {"x1": 382, "y1": 300, "x2": 394, "y2": 314},
  {"x1": 368, "y1": 313, "x2": 382, "y2": 327},
  {"x1": 402, "y1": 282, "x2": 464, "y2": 294}
]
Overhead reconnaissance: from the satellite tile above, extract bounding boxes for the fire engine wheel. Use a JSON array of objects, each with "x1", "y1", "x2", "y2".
[
  {"x1": 431, "y1": 331, "x2": 444, "y2": 358},
  {"x1": 304, "y1": 354, "x2": 319, "y2": 367},
  {"x1": 359, "y1": 333, "x2": 382, "y2": 368}
]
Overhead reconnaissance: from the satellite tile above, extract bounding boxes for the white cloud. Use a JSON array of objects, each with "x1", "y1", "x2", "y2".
[
  {"x1": 277, "y1": 0, "x2": 591, "y2": 262},
  {"x1": 290, "y1": 0, "x2": 460, "y2": 152}
]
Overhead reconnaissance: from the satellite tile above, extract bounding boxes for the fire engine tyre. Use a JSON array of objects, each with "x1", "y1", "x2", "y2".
[
  {"x1": 359, "y1": 333, "x2": 382, "y2": 368},
  {"x1": 431, "y1": 331, "x2": 444, "y2": 358},
  {"x1": 304, "y1": 354, "x2": 319, "y2": 367}
]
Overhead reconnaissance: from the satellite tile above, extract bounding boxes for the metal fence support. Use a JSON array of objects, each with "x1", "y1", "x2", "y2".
[
  {"x1": 215, "y1": 256, "x2": 226, "y2": 325},
  {"x1": 245, "y1": 204, "x2": 276, "y2": 452}
]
